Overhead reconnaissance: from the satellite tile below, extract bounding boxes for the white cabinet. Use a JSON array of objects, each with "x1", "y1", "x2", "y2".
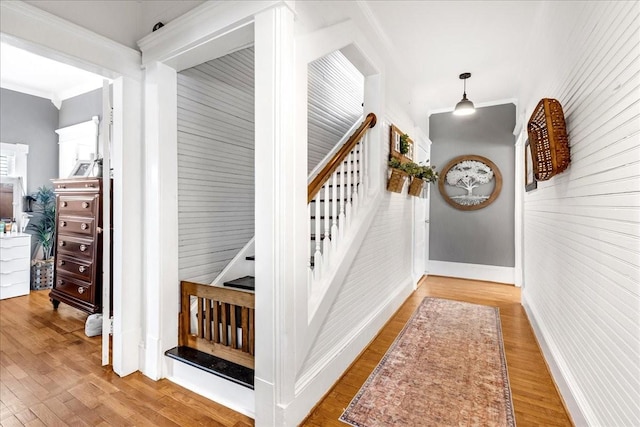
[{"x1": 0, "y1": 234, "x2": 31, "y2": 300}]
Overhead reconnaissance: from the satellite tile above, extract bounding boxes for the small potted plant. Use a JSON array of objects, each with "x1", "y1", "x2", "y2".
[
  {"x1": 407, "y1": 163, "x2": 439, "y2": 197},
  {"x1": 387, "y1": 157, "x2": 409, "y2": 193},
  {"x1": 399, "y1": 134, "x2": 410, "y2": 156},
  {"x1": 28, "y1": 186, "x2": 56, "y2": 290}
]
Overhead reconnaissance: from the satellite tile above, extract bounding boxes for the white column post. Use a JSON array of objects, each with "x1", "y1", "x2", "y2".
[
  {"x1": 111, "y1": 76, "x2": 143, "y2": 376},
  {"x1": 254, "y1": 4, "x2": 298, "y2": 426},
  {"x1": 141, "y1": 61, "x2": 179, "y2": 380}
]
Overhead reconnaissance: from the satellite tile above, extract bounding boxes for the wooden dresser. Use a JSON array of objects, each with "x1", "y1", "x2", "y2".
[{"x1": 51, "y1": 178, "x2": 107, "y2": 314}]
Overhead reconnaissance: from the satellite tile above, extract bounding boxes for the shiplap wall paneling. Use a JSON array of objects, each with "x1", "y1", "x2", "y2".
[
  {"x1": 177, "y1": 47, "x2": 255, "y2": 284},
  {"x1": 300, "y1": 120, "x2": 413, "y2": 373},
  {"x1": 307, "y1": 51, "x2": 364, "y2": 173},
  {"x1": 522, "y1": 2, "x2": 639, "y2": 426}
]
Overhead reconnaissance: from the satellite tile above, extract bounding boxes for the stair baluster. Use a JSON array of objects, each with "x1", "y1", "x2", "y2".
[
  {"x1": 351, "y1": 146, "x2": 359, "y2": 217},
  {"x1": 314, "y1": 189, "x2": 322, "y2": 279},
  {"x1": 323, "y1": 184, "x2": 331, "y2": 266},
  {"x1": 331, "y1": 168, "x2": 339, "y2": 252},
  {"x1": 362, "y1": 134, "x2": 369, "y2": 197},
  {"x1": 346, "y1": 151, "x2": 353, "y2": 229},
  {"x1": 339, "y1": 160, "x2": 346, "y2": 242}
]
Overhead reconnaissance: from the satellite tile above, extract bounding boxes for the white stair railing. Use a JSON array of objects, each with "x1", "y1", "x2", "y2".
[{"x1": 307, "y1": 113, "x2": 376, "y2": 288}]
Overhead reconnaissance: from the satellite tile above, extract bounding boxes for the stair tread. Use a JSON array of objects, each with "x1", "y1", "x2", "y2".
[
  {"x1": 165, "y1": 346, "x2": 254, "y2": 389},
  {"x1": 224, "y1": 275, "x2": 255, "y2": 291}
]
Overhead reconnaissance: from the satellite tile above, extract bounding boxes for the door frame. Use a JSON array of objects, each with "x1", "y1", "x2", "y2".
[{"x1": 0, "y1": 1, "x2": 143, "y2": 376}]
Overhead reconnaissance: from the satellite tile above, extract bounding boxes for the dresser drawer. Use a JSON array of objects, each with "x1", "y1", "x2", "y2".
[
  {"x1": 54, "y1": 273, "x2": 93, "y2": 304},
  {"x1": 53, "y1": 178, "x2": 101, "y2": 193},
  {"x1": 58, "y1": 195, "x2": 99, "y2": 216},
  {"x1": 0, "y1": 279, "x2": 29, "y2": 300},
  {"x1": 0, "y1": 241, "x2": 30, "y2": 262},
  {"x1": 58, "y1": 216, "x2": 95, "y2": 237},
  {"x1": 57, "y1": 255, "x2": 93, "y2": 282},
  {"x1": 57, "y1": 235, "x2": 95, "y2": 259},
  {"x1": 0, "y1": 234, "x2": 31, "y2": 250},
  {"x1": 0, "y1": 268, "x2": 30, "y2": 288}
]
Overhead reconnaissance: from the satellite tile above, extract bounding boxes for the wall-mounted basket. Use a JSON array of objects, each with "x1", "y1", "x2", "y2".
[
  {"x1": 527, "y1": 98, "x2": 570, "y2": 181},
  {"x1": 387, "y1": 169, "x2": 408, "y2": 193},
  {"x1": 408, "y1": 177, "x2": 424, "y2": 197}
]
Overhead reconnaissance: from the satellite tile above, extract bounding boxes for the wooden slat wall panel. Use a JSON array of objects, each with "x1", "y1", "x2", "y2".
[
  {"x1": 177, "y1": 47, "x2": 255, "y2": 284},
  {"x1": 521, "y1": 2, "x2": 639, "y2": 426},
  {"x1": 300, "y1": 121, "x2": 413, "y2": 372},
  {"x1": 308, "y1": 51, "x2": 364, "y2": 173}
]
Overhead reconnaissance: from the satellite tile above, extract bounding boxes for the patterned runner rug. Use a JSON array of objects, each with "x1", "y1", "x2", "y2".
[{"x1": 340, "y1": 297, "x2": 516, "y2": 427}]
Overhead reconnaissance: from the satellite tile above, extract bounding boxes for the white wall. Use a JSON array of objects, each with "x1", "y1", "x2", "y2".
[
  {"x1": 519, "y1": 2, "x2": 640, "y2": 425},
  {"x1": 300, "y1": 122, "x2": 414, "y2": 374},
  {"x1": 177, "y1": 47, "x2": 255, "y2": 284}
]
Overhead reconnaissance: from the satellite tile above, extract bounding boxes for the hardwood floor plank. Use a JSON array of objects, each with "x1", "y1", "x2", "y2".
[
  {"x1": 0, "y1": 291, "x2": 254, "y2": 426},
  {"x1": 2, "y1": 278, "x2": 572, "y2": 427},
  {"x1": 301, "y1": 275, "x2": 573, "y2": 427}
]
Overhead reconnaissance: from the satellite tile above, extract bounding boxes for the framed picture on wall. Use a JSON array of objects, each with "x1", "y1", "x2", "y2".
[
  {"x1": 524, "y1": 140, "x2": 537, "y2": 192},
  {"x1": 69, "y1": 160, "x2": 93, "y2": 178},
  {"x1": 389, "y1": 124, "x2": 413, "y2": 162}
]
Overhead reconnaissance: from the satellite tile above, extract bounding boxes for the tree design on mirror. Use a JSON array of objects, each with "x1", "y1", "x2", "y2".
[{"x1": 438, "y1": 155, "x2": 502, "y2": 211}]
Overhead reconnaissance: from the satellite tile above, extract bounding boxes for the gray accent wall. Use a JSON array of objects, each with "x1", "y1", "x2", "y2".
[
  {"x1": 0, "y1": 88, "x2": 59, "y2": 193},
  {"x1": 429, "y1": 103, "x2": 516, "y2": 267},
  {"x1": 58, "y1": 87, "x2": 102, "y2": 129}
]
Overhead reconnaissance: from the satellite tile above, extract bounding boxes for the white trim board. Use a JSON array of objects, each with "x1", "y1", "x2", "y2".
[
  {"x1": 428, "y1": 260, "x2": 515, "y2": 284},
  {"x1": 521, "y1": 294, "x2": 589, "y2": 426},
  {"x1": 164, "y1": 356, "x2": 255, "y2": 419}
]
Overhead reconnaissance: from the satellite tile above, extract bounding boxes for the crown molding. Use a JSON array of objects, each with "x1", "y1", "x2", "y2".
[
  {"x1": 137, "y1": 0, "x2": 293, "y2": 68},
  {"x1": 0, "y1": 1, "x2": 141, "y2": 80}
]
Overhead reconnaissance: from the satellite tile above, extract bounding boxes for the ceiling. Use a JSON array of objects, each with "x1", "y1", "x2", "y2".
[
  {"x1": 300, "y1": 0, "x2": 542, "y2": 126},
  {"x1": 0, "y1": 42, "x2": 106, "y2": 109},
  {"x1": 1, "y1": 1, "x2": 540, "y2": 122}
]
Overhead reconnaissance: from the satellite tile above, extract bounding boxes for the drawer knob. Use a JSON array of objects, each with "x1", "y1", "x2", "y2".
[
  {"x1": 85, "y1": 183, "x2": 95, "y2": 188},
  {"x1": 58, "y1": 260, "x2": 65, "y2": 266},
  {"x1": 60, "y1": 221, "x2": 67, "y2": 227},
  {"x1": 78, "y1": 287, "x2": 85, "y2": 294},
  {"x1": 82, "y1": 202, "x2": 89, "y2": 209},
  {"x1": 81, "y1": 223, "x2": 88, "y2": 230},
  {"x1": 79, "y1": 266, "x2": 86, "y2": 273},
  {"x1": 62, "y1": 201, "x2": 68, "y2": 207},
  {"x1": 59, "y1": 241, "x2": 66, "y2": 247},
  {"x1": 58, "y1": 184, "x2": 66, "y2": 189},
  {"x1": 57, "y1": 279, "x2": 63, "y2": 286},
  {"x1": 79, "y1": 244, "x2": 87, "y2": 252}
]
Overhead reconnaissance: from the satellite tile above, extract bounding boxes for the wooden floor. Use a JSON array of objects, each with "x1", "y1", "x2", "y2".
[
  {"x1": 1, "y1": 276, "x2": 572, "y2": 426},
  {"x1": 302, "y1": 275, "x2": 573, "y2": 427},
  {"x1": 0, "y1": 290, "x2": 253, "y2": 427}
]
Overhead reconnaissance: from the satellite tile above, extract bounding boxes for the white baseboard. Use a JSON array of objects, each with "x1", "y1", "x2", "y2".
[
  {"x1": 521, "y1": 294, "x2": 589, "y2": 426},
  {"x1": 164, "y1": 356, "x2": 255, "y2": 419},
  {"x1": 428, "y1": 260, "x2": 515, "y2": 284},
  {"x1": 288, "y1": 277, "x2": 414, "y2": 425}
]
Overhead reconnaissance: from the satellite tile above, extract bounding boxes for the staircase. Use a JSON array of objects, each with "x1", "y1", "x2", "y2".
[{"x1": 163, "y1": 113, "x2": 377, "y2": 417}]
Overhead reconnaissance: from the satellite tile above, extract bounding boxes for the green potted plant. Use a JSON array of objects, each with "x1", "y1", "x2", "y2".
[
  {"x1": 399, "y1": 134, "x2": 410, "y2": 156},
  {"x1": 387, "y1": 157, "x2": 409, "y2": 193},
  {"x1": 28, "y1": 186, "x2": 56, "y2": 289},
  {"x1": 407, "y1": 162, "x2": 439, "y2": 197}
]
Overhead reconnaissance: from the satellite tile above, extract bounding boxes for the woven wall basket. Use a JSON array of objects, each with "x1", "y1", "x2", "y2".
[
  {"x1": 408, "y1": 177, "x2": 424, "y2": 197},
  {"x1": 387, "y1": 169, "x2": 408, "y2": 193},
  {"x1": 527, "y1": 98, "x2": 570, "y2": 181}
]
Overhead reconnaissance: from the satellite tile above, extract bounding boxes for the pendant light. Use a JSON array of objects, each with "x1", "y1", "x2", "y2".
[{"x1": 453, "y1": 72, "x2": 475, "y2": 116}]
